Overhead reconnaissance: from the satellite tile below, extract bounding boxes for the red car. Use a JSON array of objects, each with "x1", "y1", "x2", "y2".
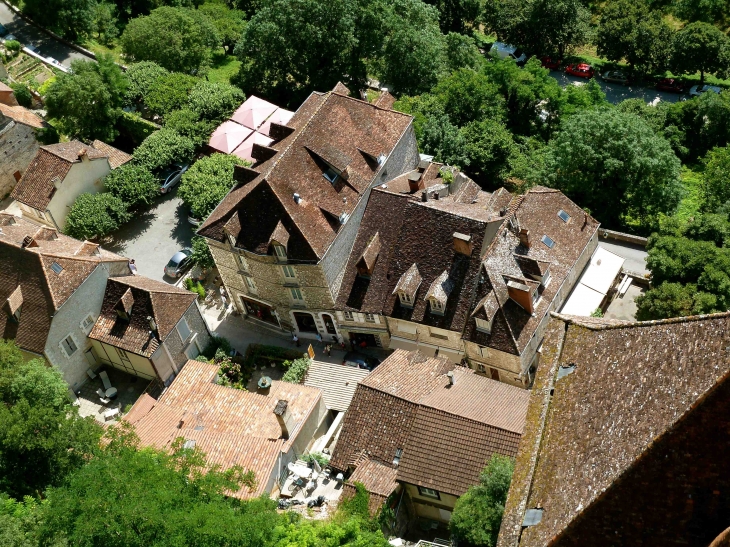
[
  {"x1": 565, "y1": 63, "x2": 595, "y2": 79},
  {"x1": 540, "y1": 56, "x2": 561, "y2": 70},
  {"x1": 656, "y1": 78, "x2": 685, "y2": 93}
]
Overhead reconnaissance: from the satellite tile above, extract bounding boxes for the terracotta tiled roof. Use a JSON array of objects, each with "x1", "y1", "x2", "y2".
[
  {"x1": 0, "y1": 102, "x2": 45, "y2": 129},
  {"x1": 88, "y1": 276, "x2": 196, "y2": 357},
  {"x1": 11, "y1": 141, "x2": 110, "y2": 210},
  {"x1": 464, "y1": 187, "x2": 600, "y2": 356},
  {"x1": 92, "y1": 140, "x2": 132, "y2": 169},
  {"x1": 127, "y1": 360, "x2": 323, "y2": 498},
  {"x1": 499, "y1": 312, "x2": 730, "y2": 547},
  {"x1": 342, "y1": 458, "x2": 398, "y2": 514},
  {"x1": 331, "y1": 350, "x2": 529, "y2": 497},
  {"x1": 197, "y1": 86, "x2": 413, "y2": 260},
  {"x1": 0, "y1": 215, "x2": 127, "y2": 354}
]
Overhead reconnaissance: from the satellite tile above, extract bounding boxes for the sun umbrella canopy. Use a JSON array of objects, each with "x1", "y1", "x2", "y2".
[
  {"x1": 259, "y1": 108, "x2": 295, "y2": 137},
  {"x1": 231, "y1": 95, "x2": 278, "y2": 130},
  {"x1": 208, "y1": 121, "x2": 252, "y2": 154},
  {"x1": 232, "y1": 131, "x2": 275, "y2": 163}
]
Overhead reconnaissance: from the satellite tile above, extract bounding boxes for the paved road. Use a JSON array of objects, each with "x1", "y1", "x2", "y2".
[
  {"x1": 0, "y1": 2, "x2": 91, "y2": 68},
  {"x1": 548, "y1": 70, "x2": 685, "y2": 105},
  {"x1": 598, "y1": 238, "x2": 649, "y2": 275},
  {"x1": 105, "y1": 188, "x2": 195, "y2": 283}
]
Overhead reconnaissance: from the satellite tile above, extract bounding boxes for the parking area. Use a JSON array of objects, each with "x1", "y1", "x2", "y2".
[
  {"x1": 548, "y1": 70, "x2": 684, "y2": 106},
  {"x1": 106, "y1": 188, "x2": 194, "y2": 283}
]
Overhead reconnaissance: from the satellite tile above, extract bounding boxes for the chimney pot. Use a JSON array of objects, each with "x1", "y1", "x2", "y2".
[
  {"x1": 453, "y1": 232, "x2": 473, "y2": 256},
  {"x1": 447, "y1": 371, "x2": 455, "y2": 385},
  {"x1": 421, "y1": 190, "x2": 428, "y2": 202},
  {"x1": 147, "y1": 315, "x2": 157, "y2": 332},
  {"x1": 293, "y1": 193, "x2": 301, "y2": 204},
  {"x1": 273, "y1": 399, "x2": 291, "y2": 439},
  {"x1": 518, "y1": 228, "x2": 531, "y2": 248}
]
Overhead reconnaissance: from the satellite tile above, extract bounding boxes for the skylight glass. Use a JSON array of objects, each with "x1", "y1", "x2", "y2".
[
  {"x1": 51, "y1": 262, "x2": 63, "y2": 274},
  {"x1": 541, "y1": 235, "x2": 555, "y2": 249},
  {"x1": 558, "y1": 210, "x2": 570, "y2": 222}
]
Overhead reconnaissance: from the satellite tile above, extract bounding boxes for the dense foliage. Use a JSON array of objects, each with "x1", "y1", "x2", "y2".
[
  {"x1": 64, "y1": 192, "x2": 131, "y2": 240},
  {"x1": 133, "y1": 128, "x2": 196, "y2": 172},
  {"x1": 178, "y1": 153, "x2": 243, "y2": 220},
  {"x1": 191, "y1": 235, "x2": 216, "y2": 269},
  {"x1": 103, "y1": 163, "x2": 159, "y2": 209},
  {"x1": 281, "y1": 358, "x2": 311, "y2": 384},
  {"x1": 450, "y1": 455, "x2": 514, "y2": 547}
]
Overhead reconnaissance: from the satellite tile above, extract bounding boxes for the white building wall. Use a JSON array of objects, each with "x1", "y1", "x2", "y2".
[{"x1": 47, "y1": 157, "x2": 111, "y2": 230}]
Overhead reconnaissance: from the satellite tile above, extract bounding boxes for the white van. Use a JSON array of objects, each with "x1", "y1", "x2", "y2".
[{"x1": 489, "y1": 42, "x2": 527, "y2": 65}]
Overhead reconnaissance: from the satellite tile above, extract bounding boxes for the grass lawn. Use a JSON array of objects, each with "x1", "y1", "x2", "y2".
[
  {"x1": 81, "y1": 39, "x2": 125, "y2": 64},
  {"x1": 207, "y1": 51, "x2": 241, "y2": 85},
  {"x1": 675, "y1": 165, "x2": 704, "y2": 223}
]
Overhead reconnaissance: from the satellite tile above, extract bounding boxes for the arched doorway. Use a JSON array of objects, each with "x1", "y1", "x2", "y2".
[
  {"x1": 322, "y1": 314, "x2": 338, "y2": 335},
  {"x1": 293, "y1": 312, "x2": 317, "y2": 333}
]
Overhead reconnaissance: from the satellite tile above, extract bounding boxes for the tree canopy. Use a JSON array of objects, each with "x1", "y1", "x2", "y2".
[
  {"x1": 133, "y1": 128, "x2": 196, "y2": 172},
  {"x1": 22, "y1": 0, "x2": 95, "y2": 40},
  {"x1": 64, "y1": 192, "x2": 131, "y2": 240},
  {"x1": 671, "y1": 21, "x2": 729, "y2": 83},
  {"x1": 121, "y1": 7, "x2": 218, "y2": 72},
  {"x1": 450, "y1": 454, "x2": 514, "y2": 547},
  {"x1": 45, "y1": 54, "x2": 128, "y2": 142},
  {"x1": 178, "y1": 153, "x2": 244, "y2": 220},
  {"x1": 124, "y1": 61, "x2": 170, "y2": 108},
  {"x1": 103, "y1": 163, "x2": 159, "y2": 209}
]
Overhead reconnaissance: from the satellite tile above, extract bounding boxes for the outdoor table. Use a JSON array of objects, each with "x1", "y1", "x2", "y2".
[{"x1": 105, "y1": 387, "x2": 118, "y2": 399}]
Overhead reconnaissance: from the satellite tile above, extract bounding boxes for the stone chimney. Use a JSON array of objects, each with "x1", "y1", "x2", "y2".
[
  {"x1": 506, "y1": 279, "x2": 534, "y2": 314},
  {"x1": 408, "y1": 171, "x2": 425, "y2": 193},
  {"x1": 273, "y1": 399, "x2": 292, "y2": 439},
  {"x1": 453, "y1": 232, "x2": 473, "y2": 256},
  {"x1": 518, "y1": 228, "x2": 531, "y2": 248},
  {"x1": 77, "y1": 148, "x2": 89, "y2": 162}
]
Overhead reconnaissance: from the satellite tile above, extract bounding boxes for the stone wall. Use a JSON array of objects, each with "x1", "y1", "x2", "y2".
[
  {"x1": 0, "y1": 119, "x2": 38, "y2": 199},
  {"x1": 161, "y1": 300, "x2": 212, "y2": 377}
]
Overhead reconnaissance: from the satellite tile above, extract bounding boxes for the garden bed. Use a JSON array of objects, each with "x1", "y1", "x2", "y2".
[{"x1": 243, "y1": 343, "x2": 308, "y2": 370}]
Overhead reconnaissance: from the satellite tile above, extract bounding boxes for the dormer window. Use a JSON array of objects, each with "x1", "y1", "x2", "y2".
[
  {"x1": 273, "y1": 244, "x2": 286, "y2": 260},
  {"x1": 542, "y1": 269, "x2": 551, "y2": 287},
  {"x1": 425, "y1": 271, "x2": 452, "y2": 316},
  {"x1": 475, "y1": 317, "x2": 492, "y2": 334},
  {"x1": 430, "y1": 298, "x2": 444, "y2": 315},
  {"x1": 323, "y1": 166, "x2": 339, "y2": 184},
  {"x1": 398, "y1": 291, "x2": 413, "y2": 307},
  {"x1": 393, "y1": 264, "x2": 422, "y2": 309}
]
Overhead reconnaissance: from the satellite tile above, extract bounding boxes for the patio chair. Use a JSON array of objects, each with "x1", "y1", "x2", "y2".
[
  {"x1": 86, "y1": 368, "x2": 98, "y2": 380},
  {"x1": 96, "y1": 388, "x2": 111, "y2": 405},
  {"x1": 99, "y1": 371, "x2": 113, "y2": 391}
]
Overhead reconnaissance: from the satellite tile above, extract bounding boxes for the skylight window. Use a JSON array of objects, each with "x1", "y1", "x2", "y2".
[
  {"x1": 323, "y1": 166, "x2": 339, "y2": 184},
  {"x1": 558, "y1": 210, "x2": 570, "y2": 223},
  {"x1": 541, "y1": 235, "x2": 555, "y2": 249},
  {"x1": 51, "y1": 262, "x2": 63, "y2": 275}
]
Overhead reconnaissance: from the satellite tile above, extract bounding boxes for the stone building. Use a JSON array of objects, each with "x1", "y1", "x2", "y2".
[
  {"x1": 498, "y1": 311, "x2": 730, "y2": 547},
  {"x1": 0, "y1": 213, "x2": 130, "y2": 390},
  {"x1": 88, "y1": 275, "x2": 211, "y2": 385},
  {"x1": 197, "y1": 83, "x2": 418, "y2": 342},
  {"x1": 11, "y1": 140, "x2": 130, "y2": 230},
  {"x1": 0, "y1": 83, "x2": 45, "y2": 199},
  {"x1": 335, "y1": 160, "x2": 599, "y2": 387},
  {"x1": 330, "y1": 349, "x2": 529, "y2": 532}
]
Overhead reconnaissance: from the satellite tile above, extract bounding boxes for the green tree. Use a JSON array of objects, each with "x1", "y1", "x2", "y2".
[
  {"x1": 0, "y1": 495, "x2": 44, "y2": 547},
  {"x1": 445, "y1": 32, "x2": 484, "y2": 72},
  {"x1": 544, "y1": 108, "x2": 682, "y2": 232},
  {"x1": 178, "y1": 153, "x2": 243, "y2": 220},
  {"x1": 64, "y1": 193, "x2": 131, "y2": 240},
  {"x1": 421, "y1": 111, "x2": 470, "y2": 167},
  {"x1": 673, "y1": 0, "x2": 729, "y2": 24},
  {"x1": 0, "y1": 342, "x2": 102, "y2": 498},
  {"x1": 164, "y1": 108, "x2": 218, "y2": 147},
  {"x1": 22, "y1": 0, "x2": 95, "y2": 40},
  {"x1": 92, "y1": 2, "x2": 119, "y2": 46},
  {"x1": 233, "y1": 0, "x2": 362, "y2": 106},
  {"x1": 133, "y1": 128, "x2": 196, "y2": 172},
  {"x1": 191, "y1": 235, "x2": 215, "y2": 269},
  {"x1": 188, "y1": 80, "x2": 244, "y2": 121},
  {"x1": 145, "y1": 72, "x2": 198, "y2": 118},
  {"x1": 45, "y1": 54, "x2": 128, "y2": 141},
  {"x1": 9, "y1": 83, "x2": 32, "y2": 108},
  {"x1": 376, "y1": 0, "x2": 447, "y2": 95},
  {"x1": 703, "y1": 147, "x2": 730, "y2": 212},
  {"x1": 124, "y1": 61, "x2": 169, "y2": 108},
  {"x1": 461, "y1": 119, "x2": 516, "y2": 188},
  {"x1": 433, "y1": 68, "x2": 506, "y2": 127},
  {"x1": 121, "y1": 7, "x2": 218, "y2": 72},
  {"x1": 40, "y1": 424, "x2": 274, "y2": 546},
  {"x1": 198, "y1": 2, "x2": 247, "y2": 52},
  {"x1": 450, "y1": 454, "x2": 514, "y2": 547},
  {"x1": 425, "y1": 0, "x2": 483, "y2": 33},
  {"x1": 597, "y1": 0, "x2": 673, "y2": 74},
  {"x1": 671, "y1": 22, "x2": 729, "y2": 84},
  {"x1": 103, "y1": 163, "x2": 159, "y2": 209}
]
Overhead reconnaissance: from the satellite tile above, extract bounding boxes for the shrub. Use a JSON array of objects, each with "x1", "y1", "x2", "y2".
[
  {"x1": 144, "y1": 72, "x2": 198, "y2": 118},
  {"x1": 281, "y1": 358, "x2": 311, "y2": 384},
  {"x1": 188, "y1": 81, "x2": 244, "y2": 122},
  {"x1": 116, "y1": 112, "x2": 157, "y2": 148},
  {"x1": 302, "y1": 452, "x2": 329, "y2": 467},
  {"x1": 178, "y1": 153, "x2": 243, "y2": 220},
  {"x1": 191, "y1": 235, "x2": 215, "y2": 269},
  {"x1": 64, "y1": 193, "x2": 130, "y2": 240},
  {"x1": 124, "y1": 61, "x2": 169, "y2": 108},
  {"x1": 202, "y1": 335, "x2": 233, "y2": 360},
  {"x1": 184, "y1": 277, "x2": 206, "y2": 300},
  {"x1": 164, "y1": 108, "x2": 217, "y2": 147},
  {"x1": 4, "y1": 40, "x2": 21, "y2": 52},
  {"x1": 133, "y1": 128, "x2": 195, "y2": 172},
  {"x1": 10, "y1": 83, "x2": 32, "y2": 108},
  {"x1": 102, "y1": 163, "x2": 158, "y2": 209}
]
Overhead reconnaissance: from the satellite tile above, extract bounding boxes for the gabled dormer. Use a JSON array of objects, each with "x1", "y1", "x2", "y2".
[
  {"x1": 306, "y1": 143, "x2": 352, "y2": 185},
  {"x1": 4, "y1": 285, "x2": 22, "y2": 324},
  {"x1": 503, "y1": 274, "x2": 540, "y2": 314},
  {"x1": 268, "y1": 221, "x2": 290, "y2": 261},
  {"x1": 514, "y1": 254, "x2": 552, "y2": 287},
  {"x1": 114, "y1": 288, "x2": 134, "y2": 321},
  {"x1": 425, "y1": 271, "x2": 453, "y2": 316},
  {"x1": 393, "y1": 263, "x2": 422, "y2": 308},
  {"x1": 356, "y1": 233, "x2": 381, "y2": 278},
  {"x1": 471, "y1": 290, "x2": 498, "y2": 334}
]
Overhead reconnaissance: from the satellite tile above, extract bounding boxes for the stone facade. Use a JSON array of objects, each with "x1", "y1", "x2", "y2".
[
  {"x1": 385, "y1": 317, "x2": 465, "y2": 363},
  {"x1": 160, "y1": 300, "x2": 212, "y2": 369},
  {"x1": 0, "y1": 117, "x2": 38, "y2": 199}
]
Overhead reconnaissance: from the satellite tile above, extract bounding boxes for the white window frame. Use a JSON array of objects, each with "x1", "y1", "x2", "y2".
[
  {"x1": 480, "y1": 346, "x2": 489, "y2": 359},
  {"x1": 290, "y1": 287, "x2": 304, "y2": 302},
  {"x1": 185, "y1": 338, "x2": 201, "y2": 360},
  {"x1": 364, "y1": 313, "x2": 376, "y2": 323},
  {"x1": 237, "y1": 254, "x2": 249, "y2": 273},
  {"x1": 477, "y1": 363, "x2": 487, "y2": 373},
  {"x1": 60, "y1": 334, "x2": 78, "y2": 357},
  {"x1": 475, "y1": 317, "x2": 492, "y2": 334},
  {"x1": 430, "y1": 298, "x2": 444, "y2": 313},
  {"x1": 282, "y1": 265, "x2": 296, "y2": 279},
  {"x1": 417, "y1": 486, "x2": 440, "y2": 499},
  {"x1": 176, "y1": 317, "x2": 192, "y2": 344},
  {"x1": 80, "y1": 314, "x2": 95, "y2": 333},
  {"x1": 274, "y1": 244, "x2": 287, "y2": 260},
  {"x1": 398, "y1": 291, "x2": 413, "y2": 307},
  {"x1": 542, "y1": 270, "x2": 552, "y2": 287},
  {"x1": 344, "y1": 311, "x2": 354, "y2": 321},
  {"x1": 244, "y1": 276, "x2": 257, "y2": 294}
]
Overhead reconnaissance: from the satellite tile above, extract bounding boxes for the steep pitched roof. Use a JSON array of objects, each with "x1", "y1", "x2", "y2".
[
  {"x1": 342, "y1": 458, "x2": 399, "y2": 514},
  {"x1": 464, "y1": 187, "x2": 600, "y2": 357},
  {"x1": 91, "y1": 140, "x2": 132, "y2": 169},
  {"x1": 11, "y1": 141, "x2": 109, "y2": 210},
  {"x1": 88, "y1": 276, "x2": 197, "y2": 357},
  {"x1": 331, "y1": 350, "x2": 529, "y2": 498},
  {"x1": 499, "y1": 312, "x2": 730, "y2": 547},
  {"x1": 0, "y1": 214, "x2": 127, "y2": 354},
  {"x1": 0, "y1": 102, "x2": 45, "y2": 129},
  {"x1": 126, "y1": 359, "x2": 323, "y2": 498},
  {"x1": 197, "y1": 85, "x2": 413, "y2": 261}
]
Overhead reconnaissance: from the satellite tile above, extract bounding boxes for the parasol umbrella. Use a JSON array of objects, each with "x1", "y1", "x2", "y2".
[
  {"x1": 230, "y1": 95, "x2": 278, "y2": 130},
  {"x1": 232, "y1": 131, "x2": 275, "y2": 163},
  {"x1": 208, "y1": 121, "x2": 252, "y2": 154},
  {"x1": 259, "y1": 108, "x2": 295, "y2": 137}
]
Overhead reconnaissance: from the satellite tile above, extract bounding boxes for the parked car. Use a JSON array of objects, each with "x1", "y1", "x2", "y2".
[
  {"x1": 540, "y1": 56, "x2": 561, "y2": 70},
  {"x1": 656, "y1": 78, "x2": 686, "y2": 93},
  {"x1": 565, "y1": 63, "x2": 595, "y2": 79},
  {"x1": 489, "y1": 42, "x2": 527, "y2": 65},
  {"x1": 601, "y1": 70, "x2": 630, "y2": 85},
  {"x1": 159, "y1": 163, "x2": 189, "y2": 194},
  {"x1": 164, "y1": 248, "x2": 193, "y2": 278},
  {"x1": 689, "y1": 84, "x2": 721, "y2": 97},
  {"x1": 342, "y1": 352, "x2": 381, "y2": 370}
]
